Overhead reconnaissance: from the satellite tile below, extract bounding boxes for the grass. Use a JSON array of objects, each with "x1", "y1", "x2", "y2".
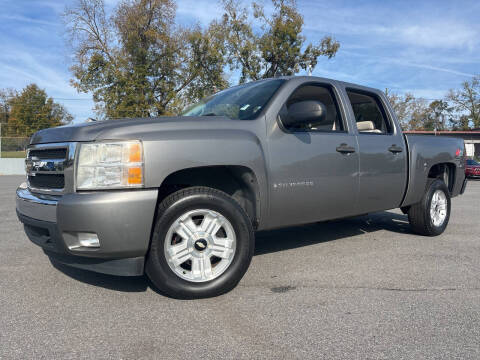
[{"x1": 1, "y1": 151, "x2": 26, "y2": 158}]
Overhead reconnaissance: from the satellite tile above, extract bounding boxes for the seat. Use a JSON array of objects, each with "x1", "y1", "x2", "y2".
[
  {"x1": 310, "y1": 104, "x2": 337, "y2": 131},
  {"x1": 356, "y1": 121, "x2": 382, "y2": 133}
]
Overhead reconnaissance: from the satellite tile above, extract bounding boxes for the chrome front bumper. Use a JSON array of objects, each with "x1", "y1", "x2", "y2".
[{"x1": 16, "y1": 184, "x2": 58, "y2": 222}]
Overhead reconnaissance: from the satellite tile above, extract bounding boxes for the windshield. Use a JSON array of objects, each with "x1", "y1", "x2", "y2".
[
  {"x1": 181, "y1": 79, "x2": 286, "y2": 120},
  {"x1": 467, "y1": 159, "x2": 479, "y2": 165}
]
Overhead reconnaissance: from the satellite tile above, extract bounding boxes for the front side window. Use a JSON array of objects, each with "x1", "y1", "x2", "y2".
[
  {"x1": 347, "y1": 90, "x2": 392, "y2": 134},
  {"x1": 181, "y1": 79, "x2": 285, "y2": 120},
  {"x1": 279, "y1": 84, "x2": 345, "y2": 132}
]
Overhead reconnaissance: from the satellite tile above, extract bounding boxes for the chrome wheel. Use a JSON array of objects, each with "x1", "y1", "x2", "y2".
[
  {"x1": 430, "y1": 189, "x2": 447, "y2": 227},
  {"x1": 164, "y1": 209, "x2": 236, "y2": 283}
]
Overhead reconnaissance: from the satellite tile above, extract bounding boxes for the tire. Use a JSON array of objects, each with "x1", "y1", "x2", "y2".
[
  {"x1": 442, "y1": 166, "x2": 450, "y2": 190},
  {"x1": 146, "y1": 186, "x2": 254, "y2": 299},
  {"x1": 407, "y1": 179, "x2": 451, "y2": 236}
]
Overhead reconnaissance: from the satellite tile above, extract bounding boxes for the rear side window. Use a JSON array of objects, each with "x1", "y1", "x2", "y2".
[
  {"x1": 347, "y1": 90, "x2": 392, "y2": 134},
  {"x1": 279, "y1": 84, "x2": 345, "y2": 132}
]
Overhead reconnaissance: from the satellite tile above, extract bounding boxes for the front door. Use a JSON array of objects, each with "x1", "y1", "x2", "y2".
[{"x1": 266, "y1": 82, "x2": 360, "y2": 228}]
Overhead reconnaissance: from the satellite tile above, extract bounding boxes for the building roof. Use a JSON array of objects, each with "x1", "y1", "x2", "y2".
[{"x1": 404, "y1": 130, "x2": 480, "y2": 135}]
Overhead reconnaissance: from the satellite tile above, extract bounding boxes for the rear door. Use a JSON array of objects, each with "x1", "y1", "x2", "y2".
[
  {"x1": 344, "y1": 88, "x2": 407, "y2": 213},
  {"x1": 265, "y1": 81, "x2": 360, "y2": 228}
]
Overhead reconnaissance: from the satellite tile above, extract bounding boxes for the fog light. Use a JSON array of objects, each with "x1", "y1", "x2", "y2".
[
  {"x1": 78, "y1": 233, "x2": 100, "y2": 248},
  {"x1": 64, "y1": 232, "x2": 100, "y2": 250}
]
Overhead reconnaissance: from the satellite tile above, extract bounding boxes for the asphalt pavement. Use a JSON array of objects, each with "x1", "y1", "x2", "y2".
[{"x1": 1, "y1": 175, "x2": 479, "y2": 359}]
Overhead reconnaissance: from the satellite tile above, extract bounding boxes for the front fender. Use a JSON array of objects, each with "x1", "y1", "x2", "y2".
[{"x1": 142, "y1": 129, "x2": 269, "y2": 223}]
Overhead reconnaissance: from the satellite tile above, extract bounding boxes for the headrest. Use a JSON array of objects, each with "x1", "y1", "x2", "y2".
[{"x1": 356, "y1": 121, "x2": 375, "y2": 131}]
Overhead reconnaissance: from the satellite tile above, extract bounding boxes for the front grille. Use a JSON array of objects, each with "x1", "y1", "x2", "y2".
[
  {"x1": 28, "y1": 174, "x2": 65, "y2": 189},
  {"x1": 26, "y1": 143, "x2": 73, "y2": 193},
  {"x1": 29, "y1": 148, "x2": 67, "y2": 160}
]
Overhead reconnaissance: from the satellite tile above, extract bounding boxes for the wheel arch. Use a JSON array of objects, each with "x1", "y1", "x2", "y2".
[
  {"x1": 401, "y1": 162, "x2": 455, "y2": 213},
  {"x1": 156, "y1": 165, "x2": 261, "y2": 229},
  {"x1": 427, "y1": 162, "x2": 456, "y2": 193}
]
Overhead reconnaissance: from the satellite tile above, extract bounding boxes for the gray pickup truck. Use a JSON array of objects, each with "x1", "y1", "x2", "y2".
[{"x1": 16, "y1": 76, "x2": 467, "y2": 298}]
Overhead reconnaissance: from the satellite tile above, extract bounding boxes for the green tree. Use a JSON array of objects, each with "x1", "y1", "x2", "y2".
[
  {"x1": 7, "y1": 84, "x2": 72, "y2": 136},
  {"x1": 446, "y1": 75, "x2": 480, "y2": 129},
  {"x1": 423, "y1": 100, "x2": 453, "y2": 131},
  {"x1": 385, "y1": 89, "x2": 415, "y2": 130},
  {"x1": 64, "y1": 0, "x2": 228, "y2": 118},
  {"x1": 220, "y1": 0, "x2": 339, "y2": 83},
  {"x1": 385, "y1": 89, "x2": 432, "y2": 130},
  {"x1": 0, "y1": 89, "x2": 15, "y2": 125}
]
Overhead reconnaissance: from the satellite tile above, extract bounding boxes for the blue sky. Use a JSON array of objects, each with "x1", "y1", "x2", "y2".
[{"x1": 0, "y1": 0, "x2": 479, "y2": 121}]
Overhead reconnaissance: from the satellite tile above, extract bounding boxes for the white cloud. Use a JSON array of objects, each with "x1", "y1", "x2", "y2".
[
  {"x1": 176, "y1": 0, "x2": 223, "y2": 24},
  {"x1": 378, "y1": 22, "x2": 478, "y2": 51},
  {"x1": 0, "y1": 14, "x2": 59, "y2": 27},
  {"x1": 34, "y1": 0, "x2": 68, "y2": 14},
  {"x1": 302, "y1": 0, "x2": 480, "y2": 51},
  {"x1": 341, "y1": 50, "x2": 476, "y2": 78}
]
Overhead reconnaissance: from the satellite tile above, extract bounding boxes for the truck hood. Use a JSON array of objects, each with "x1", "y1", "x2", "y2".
[{"x1": 30, "y1": 116, "x2": 240, "y2": 144}]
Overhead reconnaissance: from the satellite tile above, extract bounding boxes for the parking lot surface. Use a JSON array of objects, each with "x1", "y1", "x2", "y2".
[{"x1": 1, "y1": 175, "x2": 480, "y2": 359}]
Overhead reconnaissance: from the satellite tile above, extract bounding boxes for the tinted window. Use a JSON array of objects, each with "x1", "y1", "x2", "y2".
[
  {"x1": 347, "y1": 90, "x2": 392, "y2": 134},
  {"x1": 181, "y1": 79, "x2": 285, "y2": 120},
  {"x1": 467, "y1": 159, "x2": 479, "y2": 165},
  {"x1": 280, "y1": 84, "x2": 344, "y2": 132}
]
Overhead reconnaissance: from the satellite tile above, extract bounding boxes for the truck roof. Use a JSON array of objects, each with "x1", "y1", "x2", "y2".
[{"x1": 258, "y1": 75, "x2": 384, "y2": 96}]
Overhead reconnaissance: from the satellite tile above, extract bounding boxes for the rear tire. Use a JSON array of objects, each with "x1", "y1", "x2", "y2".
[
  {"x1": 146, "y1": 186, "x2": 254, "y2": 299},
  {"x1": 407, "y1": 179, "x2": 451, "y2": 236},
  {"x1": 442, "y1": 165, "x2": 450, "y2": 190}
]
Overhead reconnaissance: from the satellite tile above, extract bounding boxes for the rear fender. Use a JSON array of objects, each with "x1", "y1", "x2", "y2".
[{"x1": 401, "y1": 135, "x2": 465, "y2": 206}]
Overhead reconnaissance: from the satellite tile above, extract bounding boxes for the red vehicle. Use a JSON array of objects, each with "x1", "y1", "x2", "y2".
[{"x1": 466, "y1": 159, "x2": 480, "y2": 178}]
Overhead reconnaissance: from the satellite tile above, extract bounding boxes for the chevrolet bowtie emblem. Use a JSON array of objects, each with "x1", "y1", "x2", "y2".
[{"x1": 25, "y1": 159, "x2": 64, "y2": 174}]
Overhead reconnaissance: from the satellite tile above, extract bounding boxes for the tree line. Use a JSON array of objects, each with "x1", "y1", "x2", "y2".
[
  {"x1": 0, "y1": 84, "x2": 72, "y2": 137},
  {"x1": 1, "y1": 0, "x2": 479, "y2": 138},
  {"x1": 386, "y1": 76, "x2": 480, "y2": 131},
  {"x1": 63, "y1": 0, "x2": 339, "y2": 118}
]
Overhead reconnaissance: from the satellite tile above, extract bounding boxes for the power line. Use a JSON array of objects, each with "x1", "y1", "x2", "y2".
[{"x1": 4, "y1": 96, "x2": 92, "y2": 101}]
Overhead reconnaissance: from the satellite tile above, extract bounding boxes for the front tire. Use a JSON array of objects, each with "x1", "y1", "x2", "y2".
[
  {"x1": 146, "y1": 187, "x2": 254, "y2": 299},
  {"x1": 407, "y1": 179, "x2": 451, "y2": 236}
]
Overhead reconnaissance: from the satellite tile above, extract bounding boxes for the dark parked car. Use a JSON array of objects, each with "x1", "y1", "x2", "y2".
[
  {"x1": 17, "y1": 76, "x2": 467, "y2": 298},
  {"x1": 466, "y1": 159, "x2": 480, "y2": 178}
]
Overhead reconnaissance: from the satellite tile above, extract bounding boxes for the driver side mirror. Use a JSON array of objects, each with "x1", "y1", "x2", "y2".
[{"x1": 283, "y1": 100, "x2": 327, "y2": 128}]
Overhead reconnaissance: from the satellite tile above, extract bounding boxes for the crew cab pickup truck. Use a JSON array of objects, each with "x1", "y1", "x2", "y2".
[{"x1": 16, "y1": 76, "x2": 467, "y2": 298}]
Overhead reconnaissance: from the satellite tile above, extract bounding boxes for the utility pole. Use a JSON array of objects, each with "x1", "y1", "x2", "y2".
[{"x1": 0, "y1": 123, "x2": 2, "y2": 158}]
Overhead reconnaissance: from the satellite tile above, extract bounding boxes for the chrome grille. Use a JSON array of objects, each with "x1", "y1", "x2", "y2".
[{"x1": 26, "y1": 143, "x2": 77, "y2": 194}]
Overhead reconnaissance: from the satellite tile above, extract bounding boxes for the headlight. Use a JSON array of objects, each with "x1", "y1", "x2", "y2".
[{"x1": 76, "y1": 141, "x2": 144, "y2": 190}]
